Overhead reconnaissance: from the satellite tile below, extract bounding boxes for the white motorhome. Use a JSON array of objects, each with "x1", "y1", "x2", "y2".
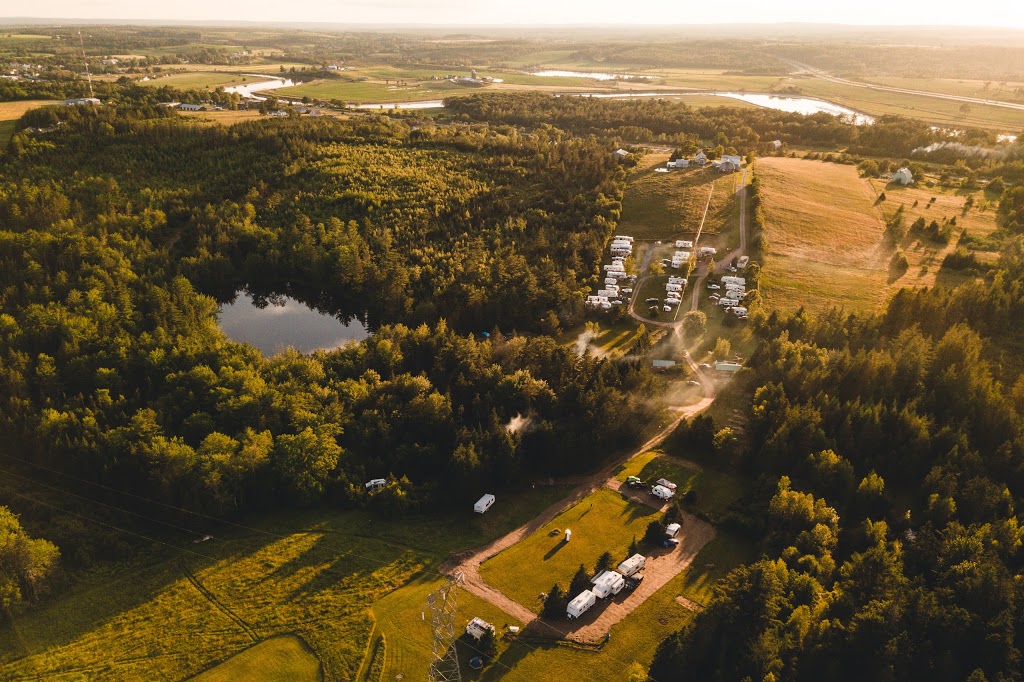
[
  {"x1": 721, "y1": 276, "x2": 746, "y2": 287},
  {"x1": 567, "y1": 589, "x2": 597, "y2": 619},
  {"x1": 614, "y1": 235, "x2": 634, "y2": 243},
  {"x1": 617, "y1": 554, "x2": 647, "y2": 577},
  {"x1": 474, "y1": 494, "x2": 495, "y2": 514},
  {"x1": 731, "y1": 306, "x2": 748, "y2": 316},
  {"x1": 590, "y1": 571, "x2": 626, "y2": 599}
]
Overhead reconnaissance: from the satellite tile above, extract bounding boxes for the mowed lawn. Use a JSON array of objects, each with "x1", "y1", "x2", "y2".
[
  {"x1": 617, "y1": 156, "x2": 734, "y2": 240},
  {"x1": 756, "y1": 156, "x2": 889, "y2": 314},
  {"x1": 193, "y1": 634, "x2": 322, "y2": 682},
  {"x1": 479, "y1": 489, "x2": 660, "y2": 610}
]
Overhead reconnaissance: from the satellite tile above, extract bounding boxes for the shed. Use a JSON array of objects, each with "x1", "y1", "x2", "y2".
[
  {"x1": 715, "y1": 361, "x2": 742, "y2": 372},
  {"x1": 617, "y1": 554, "x2": 647, "y2": 577},
  {"x1": 665, "y1": 523, "x2": 681, "y2": 538},
  {"x1": 474, "y1": 493, "x2": 495, "y2": 514},
  {"x1": 466, "y1": 617, "x2": 495, "y2": 640},
  {"x1": 590, "y1": 570, "x2": 626, "y2": 598},
  {"x1": 567, "y1": 589, "x2": 597, "y2": 619},
  {"x1": 613, "y1": 149, "x2": 630, "y2": 160}
]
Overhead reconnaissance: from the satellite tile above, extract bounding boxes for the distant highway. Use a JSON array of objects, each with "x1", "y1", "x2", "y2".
[{"x1": 783, "y1": 59, "x2": 1024, "y2": 113}]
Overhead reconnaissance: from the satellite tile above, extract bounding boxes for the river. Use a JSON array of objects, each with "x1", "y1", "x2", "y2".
[{"x1": 218, "y1": 291, "x2": 368, "y2": 355}]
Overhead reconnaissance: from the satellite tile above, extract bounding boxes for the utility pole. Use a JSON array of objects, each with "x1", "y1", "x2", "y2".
[{"x1": 426, "y1": 572, "x2": 463, "y2": 682}]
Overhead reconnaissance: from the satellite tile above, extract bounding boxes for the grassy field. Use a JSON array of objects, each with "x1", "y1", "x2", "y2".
[
  {"x1": 616, "y1": 451, "x2": 747, "y2": 519},
  {"x1": 193, "y1": 635, "x2": 322, "y2": 681},
  {"x1": 0, "y1": 486, "x2": 571, "y2": 681},
  {"x1": 756, "y1": 156, "x2": 889, "y2": 314},
  {"x1": 479, "y1": 489, "x2": 660, "y2": 610},
  {"x1": 0, "y1": 99, "x2": 62, "y2": 144},
  {"x1": 617, "y1": 156, "x2": 737, "y2": 241},
  {"x1": 866, "y1": 76, "x2": 1024, "y2": 106},
  {"x1": 137, "y1": 71, "x2": 258, "y2": 90}
]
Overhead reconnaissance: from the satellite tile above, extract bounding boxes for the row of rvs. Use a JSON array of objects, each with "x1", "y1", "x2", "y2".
[
  {"x1": 589, "y1": 236, "x2": 636, "y2": 310},
  {"x1": 711, "y1": 275, "x2": 749, "y2": 319},
  {"x1": 567, "y1": 554, "x2": 648, "y2": 619}
]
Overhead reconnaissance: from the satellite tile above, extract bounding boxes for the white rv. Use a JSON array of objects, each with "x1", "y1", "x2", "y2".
[
  {"x1": 590, "y1": 571, "x2": 626, "y2": 599},
  {"x1": 651, "y1": 485, "x2": 675, "y2": 501},
  {"x1": 617, "y1": 554, "x2": 647, "y2": 577},
  {"x1": 665, "y1": 522, "x2": 681, "y2": 538},
  {"x1": 474, "y1": 494, "x2": 495, "y2": 514},
  {"x1": 567, "y1": 589, "x2": 597, "y2": 619},
  {"x1": 365, "y1": 478, "x2": 386, "y2": 491}
]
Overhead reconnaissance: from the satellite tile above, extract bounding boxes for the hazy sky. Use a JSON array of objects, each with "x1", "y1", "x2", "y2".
[{"x1": 9, "y1": 0, "x2": 1024, "y2": 27}]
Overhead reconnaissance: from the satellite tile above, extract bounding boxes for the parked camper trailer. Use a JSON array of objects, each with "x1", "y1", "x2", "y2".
[
  {"x1": 591, "y1": 570, "x2": 626, "y2": 599},
  {"x1": 731, "y1": 306, "x2": 748, "y2": 316},
  {"x1": 567, "y1": 589, "x2": 597, "y2": 619},
  {"x1": 365, "y1": 478, "x2": 386, "y2": 491},
  {"x1": 617, "y1": 554, "x2": 647, "y2": 577},
  {"x1": 474, "y1": 494, "x2": 495, "y2": 514},
  {"x1": 651, "y1": 484, "x2": 675, "y2": 500},
  {"x1": 614, "y1": 235, "x2": 634, "y2": 243},
  {"x1": 665, "y1": 522, "x2": 681, "y2": 538},
  {"x1": 737, "y1": 256, "x2": 750, "y2": 268}
]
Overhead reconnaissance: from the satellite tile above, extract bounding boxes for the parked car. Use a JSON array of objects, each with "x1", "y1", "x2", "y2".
[
  {"x1": 707, "y1": 284, "x2": 720, "y2": 290},
  {"x1": 621, "y1": 288, "x2": 633, "y2": 294},
  {"x1": 661, "y1": 538, "x2": 680, "y2": 548},
  {"x1": 699, "y1": 363, "x2": 711, "y2": 369},
  {"x1": 646, "y1": 298, "x2": 659, "y2": 304},
  {"x1": 611, "y1": 300, "x2": 624, "y2": 306},
  {"x1": 663, "y1": 305, "x2": 672, "y2": 312},
  {"x1": 687, "y1": 380, "x2": 700, "y2": 386}
]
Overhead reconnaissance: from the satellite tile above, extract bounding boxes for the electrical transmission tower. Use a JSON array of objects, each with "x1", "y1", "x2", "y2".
[
  {"x1": 78, "y1": 31, "x2": 94, "y2": 97},
  {"x1": 426, "y1": 571, "x2": 463, "y2": 682}
]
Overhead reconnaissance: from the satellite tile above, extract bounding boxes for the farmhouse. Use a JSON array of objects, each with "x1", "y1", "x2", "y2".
[
  {"x1": 567, "y1": 589, "x2": 597, "y2": 619},
  {"x1": 466, "y1": 617, "x2": 495, "y2": 640},
  {"x1": 591, "y1": 570, "x2": 626, "y2": 598},
  {"x1": 474, "y1": 493, "x2": 495, "y2": 514},
  {"x1": 893, "y1": 167, "x2": 914, "y2": 185},
  {"x1": 694, "y1": 151, "x2": 707, "y2": 165}
]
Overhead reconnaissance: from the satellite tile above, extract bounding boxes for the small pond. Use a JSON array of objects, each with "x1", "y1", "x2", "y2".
[{"x1": 218, "y1": 291, "x2": 368, "y2": 355}]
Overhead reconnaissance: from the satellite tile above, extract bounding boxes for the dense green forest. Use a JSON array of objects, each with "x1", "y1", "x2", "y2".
[
  {"x1": 651, "y1": 244, "x2": 1024, "y2": 681},
  {"x1": 0, "y1": 106, "x2": 655, "y2": 575}
]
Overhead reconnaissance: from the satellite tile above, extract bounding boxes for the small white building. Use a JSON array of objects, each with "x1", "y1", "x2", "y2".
[
  {"x1": 466, "y1": 617, "x2": 495, "y2": 640},
  {"x1": 567, "y1": 589, "x2": 597, "y2": 619},
  {"x1": 474, "y1": 494, "x2": 495, "y2": 514},
  {"x1": 716, "y1": 361, "x2": 743, "y2": 372},
  {"x1": 613, "y1": 149, "x2": 630, "y2": 160},
  {"x1": 617, "y1": 554, "x2": 647, "y2": 577},
  {"x1": 651, "y1": 485, "x2": 675, "y2": 501},
  {"x1": 669, "y1": 159, "x2": 689, "y2": 169},
  {"x1": 770, "y1": 139, "x2": 783, "y2": 149},
  {"x1": 64, "y1": 97, "x2": 101, "y2": 106},
  {"x1": 665, "y1": 523, "x2": 681, "y2": 538},
  {"x1": 365, "y1": 478, "x2": 386, "y2": 491},
  {"x1": 656, "y1": 478, "x2": 677, "y2": 491},
  {"x1": 694, "y1": 151, "x2": 707, "y2": 165},
  {"x1": 590, "y1": 570, "x2": 626, "y2": 598},
  {"x1": 893, "y1": 167, "x2": 914, "y2": 185},
  {"x1": 721, "y1": 154, "x2": 742, "y2": 167}
]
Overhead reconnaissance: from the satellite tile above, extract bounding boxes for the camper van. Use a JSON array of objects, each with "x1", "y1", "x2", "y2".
[{"x1": 474, "y1": 494, "x2": 495, "y2": 514}]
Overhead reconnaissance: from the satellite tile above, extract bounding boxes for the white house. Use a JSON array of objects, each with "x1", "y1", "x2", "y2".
[
  {"x1": 474, "y1": 493, "x2": 495, "y2": 514},
  {"x1": 617, "y1": 554, "x2": 647, "y2": 577},
  {"x1": 893, "y1": 167, "x2": 914, "y2": 185},
  {"x1": 567, "y1": 590, "x2": 597, "y2": 619},
  {"x1": 694, "y1": 151, "x2": 707, "y2": 165},
  {"x1": 590, "y1": 570, "x2": 626, "y2": 598},
  {"x1": 365, "y1": 478, "x2": 386, "y2": 491},
  {"x1": 613, "y1": 149, "x2": 630, "y2": 160},
  {"x1": 721, "y1": 154, "x2": 742, "y2": 167},
  {"x1": 665, "y1": 523, "x2": 681, "y2": 538},
  {"x1": 771, "y1": 139, "x2": 783, "y2": 149},
  {"x1": 466, "y1": 617, "x2": 495, "y2": 640}
]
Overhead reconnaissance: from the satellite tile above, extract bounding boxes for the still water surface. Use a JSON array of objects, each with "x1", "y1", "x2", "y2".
[{"x1": 219, "y1": 291, "x2": 367, "y2": 355}]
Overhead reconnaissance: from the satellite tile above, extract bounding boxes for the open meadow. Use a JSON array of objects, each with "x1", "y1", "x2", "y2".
[
  {"x1": 617, "y1": 155, "x2": 739, "y2": 241},
  {"x1": 0, "y1": 486, "x2": 571, "y2": 681},
  {"x1": 615, "y1": 450, "x2": 746, "y2": 520},
  {"x1": 756, "y1": 156, "x2": 889, "y2": 314}
]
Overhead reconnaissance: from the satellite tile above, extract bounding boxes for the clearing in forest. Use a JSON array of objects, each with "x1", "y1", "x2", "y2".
[
  {"x1": 756, "y1": 156, "x2": 888, "y2": 314},
  {"x1": 618, "y1": 154, "x2": 737, "y2": 240},
  {"x1": 193, "y1": 634, "x2": 323, "y2": 682}
]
